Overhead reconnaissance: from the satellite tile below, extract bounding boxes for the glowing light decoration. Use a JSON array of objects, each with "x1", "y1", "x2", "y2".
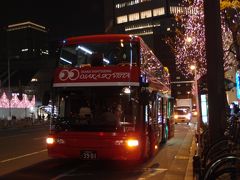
[
  {"x1": 0, "y1": 92, "x2": 35, "y2": 108},
  {"x1": 0, "y1": 92, "x2": 9, "y2": 108},
  {"x1": 11, "y1": 94, "x2": 21, "y2": 108},
  {"x1": 167, "y1": 0, "x2": 238, "y2": 78}
]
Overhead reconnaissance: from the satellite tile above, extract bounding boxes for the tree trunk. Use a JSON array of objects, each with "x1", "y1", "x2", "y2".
[{"x1": 204, "y1": 0, "x2": 227, "y2": 144}]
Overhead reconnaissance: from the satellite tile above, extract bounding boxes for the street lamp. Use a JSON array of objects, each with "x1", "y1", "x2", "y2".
[
  {"x1": 190, "y1": 64, "x2": 200, "y2": 135},
  {"x1": 185, "y1": 37, "x2": 193, "y2": 43}
]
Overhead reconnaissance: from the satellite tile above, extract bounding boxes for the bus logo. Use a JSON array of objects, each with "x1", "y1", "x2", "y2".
[
  {"x1": 53, "y1": 66, "x2": 140, "y2": 87},
  {"x1": 59, "y1": 69, "x2": 79, "y2": 81}
]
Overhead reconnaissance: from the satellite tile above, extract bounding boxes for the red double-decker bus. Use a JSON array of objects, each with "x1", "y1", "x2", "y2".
[{"x1": 46, "y1": 34, "x2": 174, "y2": 161}]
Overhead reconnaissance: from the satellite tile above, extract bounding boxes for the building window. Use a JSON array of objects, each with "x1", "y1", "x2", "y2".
[
  {"x1": 117, "y1": 15, "x2": 128, "y2": 24},
  {"x1": 177, "y1": 91, "x2": 182, "y2": 95},
  {"x1": 140, "y1": 10, "x2": 152, "y2": 19},
  {"x1": 115, "y1": 0, "x2": 151, "y2": 9},
  {"x1": 170, "y1": 6, "x2": 196, "y2": 15},
  {"x1": 177, "y1": 84, "x2": 181, "y2": 87},
  {"x1": 133, "y1": 29, "x2": 153, "y2": 36},
  {"x1": 176, "y1": 76, "x2": 180, "y2": 79},
  {"x1": 128, "y1": 13, "x2": 140, "y2": 21},
  {"x1": 153, "y1": 8, "x2": 165, "y2": 16},
  {"x1": 170, "y1": 6, "x2": 184, "y2": 14},
  {"x1": 125, "y1": 23, "x2": 152, "y2": 31}
]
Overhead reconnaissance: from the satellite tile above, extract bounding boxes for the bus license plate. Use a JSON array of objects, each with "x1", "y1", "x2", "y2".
[{"x1": 80, "y1": 151, "x2": 97, "y2": 160}]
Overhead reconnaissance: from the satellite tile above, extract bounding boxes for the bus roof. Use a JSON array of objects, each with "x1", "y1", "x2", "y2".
[{"x1": 63, "y1": 34, "x2": 142, "y2": 45}]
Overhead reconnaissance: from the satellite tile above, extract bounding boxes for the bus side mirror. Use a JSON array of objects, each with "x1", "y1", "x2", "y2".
[{"x1": 42, "y1": 91, "x2": 50, "y2": 106}]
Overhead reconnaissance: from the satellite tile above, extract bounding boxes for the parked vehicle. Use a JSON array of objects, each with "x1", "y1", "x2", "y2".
[
  {"x1": 175, "y1": 98, "x2": 192, "y2": 112},
  {"x1": 173, "y1": 107, "x2": 192, "y2": 124}
]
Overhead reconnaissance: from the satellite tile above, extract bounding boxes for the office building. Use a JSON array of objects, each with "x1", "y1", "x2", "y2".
[{"x1": 6, "y1": 21, "x2": 48, "y2": 60}]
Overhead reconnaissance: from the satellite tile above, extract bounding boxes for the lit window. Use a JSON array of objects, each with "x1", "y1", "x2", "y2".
[
  {"x1": 176, "y1": 76, "x2": 180, "y2": 79},
  {"x1": 31, "y1": 78, "x2": 38, "y2": 82},
  {"x1": 140, "y1": 10, "x2": 152, "y2": 19},
  {"x1": 134, "y1": 0, "x2": 140, "y2": 4},
  {"x1": 153, "y1": 8, "x2": 165, "y2": 16},
  {"x1": 128, "y1": 13, "x2": 140, "y2": 21},
  {"x1": 125, "y1": 23, "x2": 152, "y2": 31},
  {"x1": 170, "y1": 6, "x2": 190, "y2": 15},
  {"x1": 177, "y1": 84, "x2": 181, "y2": 87},
  {"x1": 117, "y1": 15, "x2": 128, "y2": 24}
]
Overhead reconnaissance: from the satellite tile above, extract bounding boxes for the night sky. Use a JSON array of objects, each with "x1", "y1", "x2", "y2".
[{"x1": 1, "y1": 0, "x2": 105, "y2": 40}]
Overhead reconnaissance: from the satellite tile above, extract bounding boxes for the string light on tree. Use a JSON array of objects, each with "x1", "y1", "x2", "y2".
[{"x1": 167, "y1": 0, "x2": 237, "y2": 78}]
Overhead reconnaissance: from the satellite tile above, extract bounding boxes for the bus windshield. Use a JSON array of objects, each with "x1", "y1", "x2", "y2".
[
  {"x1": 59, "y1": 42, "x2": 139, "y2": 67},
  {"x1": 53, "y1": 86, "x2": 140, "y2": 132}
]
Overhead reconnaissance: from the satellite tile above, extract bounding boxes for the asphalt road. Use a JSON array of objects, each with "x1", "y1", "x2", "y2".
[{"x1": 0, "y1": 122, "x2": 195, "y2": 180}]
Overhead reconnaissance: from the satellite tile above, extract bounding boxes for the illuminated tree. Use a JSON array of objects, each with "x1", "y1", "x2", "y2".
[
  {"x1": 221, "y1": 0, "x2": 240, "y2": 64},
  {"x1": 169, "y1": 0, "x2": 239, "y2": 78}
]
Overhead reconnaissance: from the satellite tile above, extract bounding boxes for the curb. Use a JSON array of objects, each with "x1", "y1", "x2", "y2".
[{"x1": 184, "y1": 134, "x2": 197, "y2": 180}]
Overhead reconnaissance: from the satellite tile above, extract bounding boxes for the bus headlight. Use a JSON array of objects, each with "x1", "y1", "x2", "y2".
[
  {"x1": 126, "y1": 139, "x2": 139, "y2": 147},
  {"x1": 46, "y1": 137, "x2": 55, "y2": 144},
  {"x1": 174, "y1": 115, "x2": 178, "y2": 119},
  {"x1": 46, "y1": 137, "x2": 65, "y2": 144}
]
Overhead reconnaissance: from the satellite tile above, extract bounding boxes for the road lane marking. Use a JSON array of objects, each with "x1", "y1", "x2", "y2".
[
  {"x1": 51, "y1": 166, "x2": 167, "y2": 180},
  {"x1": 0, "y1": 149, "x2": 47, "y2": 163},
  {"x1": 51, "y1": 167, "x2": 83, "y2": 180},
  {"x1": 138, "y1": 168, "x2": 168, "y2": 180},
  {"x1": 175, "y1": 155, "x2": 189, "y2": 160}
]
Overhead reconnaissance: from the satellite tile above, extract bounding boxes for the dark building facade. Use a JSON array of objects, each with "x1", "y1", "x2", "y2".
[
  {"x1": 5, "y1": 21, "x2": 49, "y2": 60},
  {"x1": 0, "y1": 21, "x2": 55, "y2": 106}
]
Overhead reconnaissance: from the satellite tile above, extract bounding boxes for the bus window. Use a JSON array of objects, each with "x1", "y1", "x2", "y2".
[
  {"x1": 54, "y1": 86, "x2": 140, "y2": 132},
  {"x1": 89, "y1": 52, "x2": 104, "y2": 66},
  {"x1": 59, "y1": 42, "x2": 139, "y2": 67}
]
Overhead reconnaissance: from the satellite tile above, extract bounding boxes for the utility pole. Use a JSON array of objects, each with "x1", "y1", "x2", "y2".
[
  {"x1": 204, "y1": 0, "x2": 227, "y2": 144},
  {"x1": 8, "y1": 57, "x2": 11, "y2": 120}
]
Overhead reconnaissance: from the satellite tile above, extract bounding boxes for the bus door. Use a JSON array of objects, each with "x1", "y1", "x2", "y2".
[{"x1": 147, "y1": 92, "x2": 163, "y2": 152}]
